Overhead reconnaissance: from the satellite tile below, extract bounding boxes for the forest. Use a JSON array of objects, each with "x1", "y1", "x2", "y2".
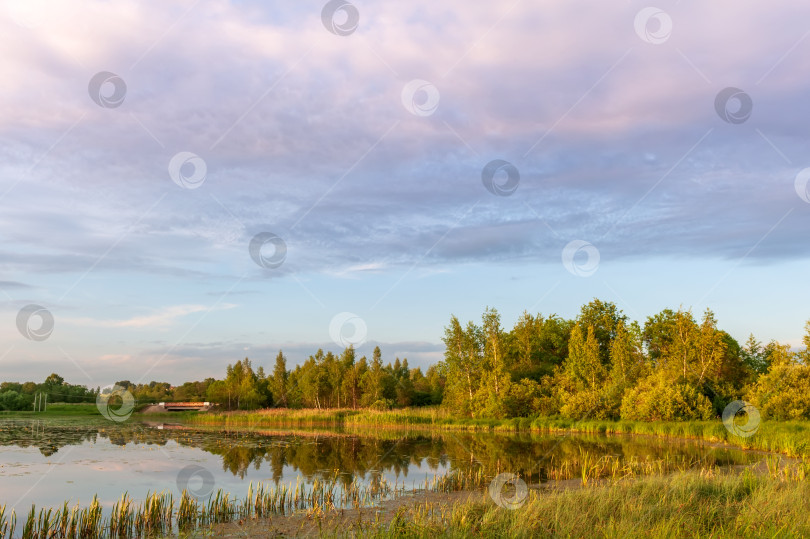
[{"x1": 2, "y1": 298, "x2": 809, "y2": 421}]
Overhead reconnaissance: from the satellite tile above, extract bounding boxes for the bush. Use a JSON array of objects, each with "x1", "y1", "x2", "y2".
[
  {"x1": 559, "y1": 389, "x2": 612, "y2": 420},
  {"x1": 504, "y1": 379, "x2": 543, "y2": 418},
  {"x1": 747, "y1": 363, "x2": 810, "y2": 420},
  {"x1": 620, "y1": 378, "x2": 713, "y2": 421},
  {"x1": 369, "y1": 399, "x2": 395, "y2": 411}
]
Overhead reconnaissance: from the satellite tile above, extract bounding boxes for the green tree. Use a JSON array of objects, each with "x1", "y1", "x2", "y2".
[
  {"x1": 475, "y1": 307, "x2": 512, "y2": 418},
  {"x1": 361, "y1": 346, "x2": 394, "y2": 407},
  {"x1": 741, "y1": 334, "x2": 768, "y2": 374},
  {"x1": 577, "y1": 299, "x2": 626, "y2": 364},
  {"x1": 441, "y1": 316, "x2": 483, "y2": 416},
  {"x1": 271, "y1": 351, "x2": 289, "y2": 407},
  {"x1": 565, "y1": 324, "x2": 605, "y2": 390}
]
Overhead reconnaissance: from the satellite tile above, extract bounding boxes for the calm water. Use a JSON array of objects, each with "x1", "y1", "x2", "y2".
[{"x1": 0, "y1": 417, "x2": 762, "y2": 513}]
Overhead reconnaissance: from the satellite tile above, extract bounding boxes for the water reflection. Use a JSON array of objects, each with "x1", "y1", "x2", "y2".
[{"x1": 0, "y1": 417, "x2": 760, "y2": 488}]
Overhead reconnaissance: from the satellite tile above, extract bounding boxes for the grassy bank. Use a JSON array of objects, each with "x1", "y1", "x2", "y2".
[
  {"x1": 7, "y1": 461, "x2": 809, "y2": 538},
  {"x1": 0, "y1": 403, "x2": 102, "y2": 416},
  {"x1": 332, "y1": 466, "x2": 810, "y2": 538},
  {"x1": 183, "y1": 407, "x2": 810, "y2": 459}
]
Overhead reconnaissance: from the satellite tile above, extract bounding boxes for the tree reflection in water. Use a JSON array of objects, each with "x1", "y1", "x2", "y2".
[{"x1": 0, "y1": 419, "x2": 761, "y2": 486}]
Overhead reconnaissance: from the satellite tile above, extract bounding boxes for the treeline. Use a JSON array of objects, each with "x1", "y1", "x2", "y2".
[
  {"x1": 442, "y1": 299, "x2": 810, "y2": 421},
  {"x1": 0, "y1": 373, "x2": 97, "y2": 411},
  {"x1": 114, "y1": 346, "x2": 445, "y2": 411},
  {"x1": 5, "y1": 298, "x2": 810, "y2": 422},
  {"x1": 206, "y1": 346, "x2": 445, "y2": 410}
]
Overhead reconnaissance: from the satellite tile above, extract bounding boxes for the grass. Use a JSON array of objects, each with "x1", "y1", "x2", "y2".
[
  {"x1": 12, "y1": 459, "x2": 801, "y2": 538},
  {"x1": 336, "y1": 464, "x2": 810, "y2": 538},
  {"x1": 0, "y1": 403, "x2": 103, "y2": 416}
]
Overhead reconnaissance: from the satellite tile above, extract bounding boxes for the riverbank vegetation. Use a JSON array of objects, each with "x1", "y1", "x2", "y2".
[
  {"x1": 3, "y1": 460, "x2": 809, "y2": 538},
  {"x1": 185, "y1": 408, "x2": 810, "y2": 459},
  {"x1": 339, "y1": 465, "x2": 810, "y2": 538}
]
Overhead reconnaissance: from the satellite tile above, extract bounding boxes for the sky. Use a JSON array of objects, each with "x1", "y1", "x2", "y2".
[{"x1": 1, "y1": 0, "x2": 810, "y2": 386}]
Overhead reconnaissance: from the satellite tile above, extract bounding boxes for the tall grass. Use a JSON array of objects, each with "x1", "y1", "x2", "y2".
[
  {"x1": 185, "y1": 407, "x2": 457, "y2": 429},
  {"x1": 526, "y1": 417, "x2": 810, "y2": 459},
  {"x1": 343, "y1": 466, "x2": 810, "y2": 538}
]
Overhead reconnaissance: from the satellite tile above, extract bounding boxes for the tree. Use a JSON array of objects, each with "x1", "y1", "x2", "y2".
[
  {"x1": 341, "y1": 348, "x2": 365, "y2": 409},
  {"x1": 475, "y1": 307, "x2": 512, "y2": 418},
  {"x1": 609, "y1": 322, "x2": 645, "y2": 384},
  {"x1": 564, "y1": 324, "x2": 605, "y2": 390},
  {"x1": 361, "y1": 346, "x2": 394, "y2": 407},
  {"x1": 643, "y1": 308, "x2": 677, "y2": 363},
  {"x1": 801, "y1": 321, "x2": 810, "y2": 365},
  {"x1": 741, "y1": 334, "x2": 768, "y2": 374},
  {"x1": 271, "y1": 351, "x2": 289, "y2": 407},
  {"x1": 299, "y1": 351, "x2": 332, "y2": 409},
  {"x1": 747, "y1": 341, "x2": 810, "y2": 419},
  {"x1": 509, "y1": 311, "x2": 542, "y2": 367},
  {"x1": 44, "y1": 373, "x2": 64, "y2": 387},
  {"x1": 441, "y1": 316, "x2": 483, "y2": 416},
  {"x1": 557, "y1": 324, "x2": 608, "y2": 419},
  {"x1": 577, "y1": 299, "x2": 626, "y2": 364},
  {"x1": 206, "y1": 380, "x2": 228, "y2": 406}
]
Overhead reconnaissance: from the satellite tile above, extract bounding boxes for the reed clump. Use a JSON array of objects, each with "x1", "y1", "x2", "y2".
[{"x1": 0, "y1": 467, "x2": 485, "y2": 538}]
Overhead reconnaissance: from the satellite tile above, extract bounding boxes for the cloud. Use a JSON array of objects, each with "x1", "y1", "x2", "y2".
[
  {"x1": 2, "y1": 1, "x2": 810, "y2": 382},
  {"x1": 0, "y1": 1, "x2": 808, "y2": 280},
  {"x1": 0, "y1": 281, "x2": 32, "y2": 289},
  {"x1": 66, "y1": 304, "x2": 237, "y2": 329}
]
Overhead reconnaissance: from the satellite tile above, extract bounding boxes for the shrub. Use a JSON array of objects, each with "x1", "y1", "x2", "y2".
[{"x1": 620, "y1": 378, "x2": 713, "y2": 421}]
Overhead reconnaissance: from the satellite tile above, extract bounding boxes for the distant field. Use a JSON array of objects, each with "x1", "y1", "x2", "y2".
[{"x1": 0, "y1": 402, "x2": 102, "y2": 415}]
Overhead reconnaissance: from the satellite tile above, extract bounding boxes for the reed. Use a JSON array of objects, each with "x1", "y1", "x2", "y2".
[
  {"x1": 0, "y1": 506, "x2": 13, "y2": 539},
  {"x1": 0, "y1": 467, "x2": 483, "y2": 538}
]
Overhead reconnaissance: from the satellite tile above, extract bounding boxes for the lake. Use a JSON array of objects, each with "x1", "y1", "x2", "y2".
[{"x1": 0, "y1": 417, "x2": 763, "y2": 515}]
